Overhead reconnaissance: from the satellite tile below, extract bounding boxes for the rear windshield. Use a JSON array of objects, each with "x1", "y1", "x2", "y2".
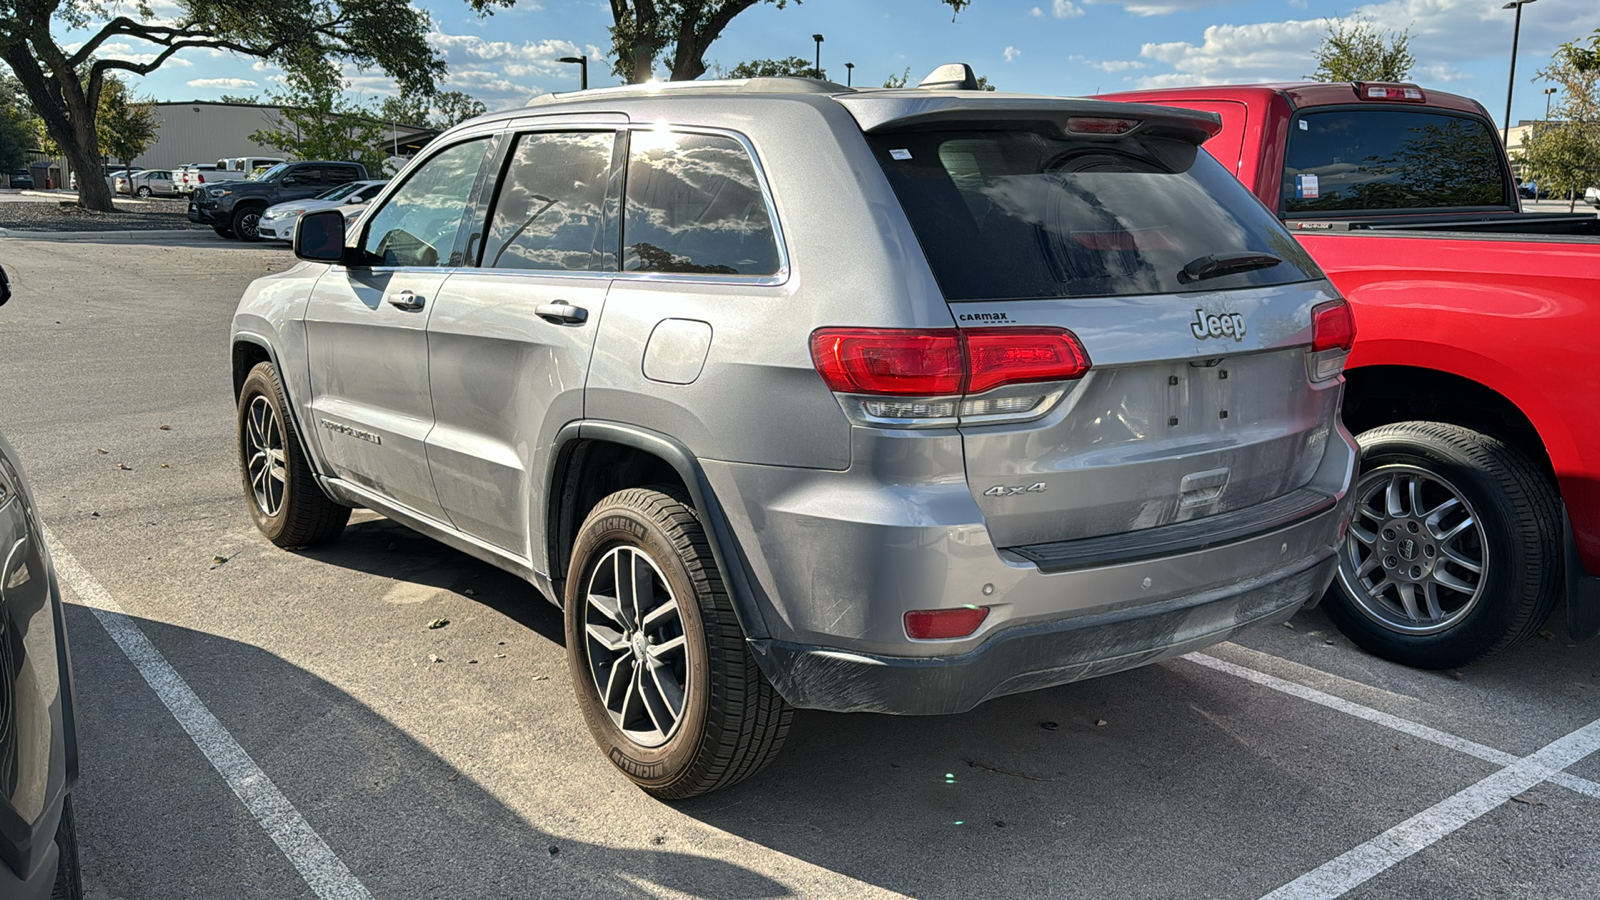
[
  {"x1": 870, "y1": 129, "x2": 1319, "y2": 301},
  {"x1": 1283, "y1": 109, "x2": 1508, "y2": 213}
]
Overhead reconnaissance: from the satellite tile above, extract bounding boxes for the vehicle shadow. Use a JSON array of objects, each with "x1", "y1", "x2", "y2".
[{"x1": 64, "y1": 603, "x2": 789, "y2": 899}]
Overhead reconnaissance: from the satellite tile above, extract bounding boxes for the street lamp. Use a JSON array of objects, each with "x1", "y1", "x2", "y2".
[
  {"x1": 845, "y1": 62, "x2": 854, "y2": 87},
  {"x1": 812, "y1": 34, "x2": 824, "y2": 77},
  {"x1": 1543, "y1": 87, "x2": 1558, "y2": 119},
  {"x1": 558, "y1": 55, "x2": 588, "y2": 91},
  {"x1": 1501, "y1": 0, "x2": 1538, "y2": 146}
]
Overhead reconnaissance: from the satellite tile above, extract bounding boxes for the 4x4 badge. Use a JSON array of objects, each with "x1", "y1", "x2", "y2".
[
  {"x1": 1191, "y1": 308, "x2": 1246, "y2": 342},
  {"x1": 984, "y1": 482, "x2": 1048, "y2": 497}
]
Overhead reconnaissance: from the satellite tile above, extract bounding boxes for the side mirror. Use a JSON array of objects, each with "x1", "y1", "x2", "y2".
[
  {"x1": 0, "y1": 266, "x2": 10, "y2": 307},
  {"x1": 295, "y1": 209, "x2": 348, "y2": 263}
]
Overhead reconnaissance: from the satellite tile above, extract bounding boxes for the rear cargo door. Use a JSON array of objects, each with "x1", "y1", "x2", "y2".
[{"x1": 868, "y1": 125, "x2": 1343, "y2": 550}]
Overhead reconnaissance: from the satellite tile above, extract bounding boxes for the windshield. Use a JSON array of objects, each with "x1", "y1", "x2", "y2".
[
  {"x1": 253, "y1": 163, "x2": 290, "y2": 183},
  {"x1": 1282, "y1": 109, "x2": 1509, "y2": 213},
  {"x1": 316, "y1": 182, "x2": 362, "y2": 201},
  {"x1": 870, "y1": 128, "x2": 1320, "y2": 301}
]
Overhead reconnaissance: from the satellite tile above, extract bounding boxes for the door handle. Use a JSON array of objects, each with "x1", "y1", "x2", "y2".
[
  {"x1": 536, "y1": 301, "x2": 588, "y2": 325},
  {"x1": 388, "y1": 290, "x2": 425, "y2": 311}
]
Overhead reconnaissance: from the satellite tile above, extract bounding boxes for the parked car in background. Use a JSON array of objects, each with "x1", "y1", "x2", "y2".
[
  {"x1": 234, "y1": 70, "x2": 1358, "y2": 798},
  {"x1": 112, "y1": 170, "x2": 144, "y2": 195},
  {"x1": 176, "y1": 163, "x2": 220, "y2": 195},
  {"x1": 257, "y1": 179, "x2": 387, "y2": 241},
  {"x1": 1516, "y1": 179, "x2": 1549, "y2": 200},
  {"x1": 1587, "y1": 186, "x2": 1599, "y2": 208},
  {"x1": 191, "y1": 160, "x2": 368, "y2": 240},
  {"x1": 125, "y1": 170, "x2": 179, "y2": 198},
  {"x1": 0, "y1": 265, "x2": 85, "y2": 900},
  {"x1": 79, "y1": 166, "x2": 132, "y2": 193},
  {"x1": 5, "y1": 171, "x2": 33, "y2": 189},
  {"x1": 1104, "y1": 80, "x2": 1600, "y2": 669}
]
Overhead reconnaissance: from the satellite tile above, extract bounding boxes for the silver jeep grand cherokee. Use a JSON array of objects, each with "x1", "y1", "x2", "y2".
[{"x1": 230, "y1": 67, "x2": 1357, "y2": 798}]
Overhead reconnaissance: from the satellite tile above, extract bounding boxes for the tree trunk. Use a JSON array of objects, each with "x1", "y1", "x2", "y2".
[
  {"x1": 65, "y1": 122, "x2": 113, "y2": 210},
  {"x1": 0, "y1": 43, "x2": 114, "y2": 211}
]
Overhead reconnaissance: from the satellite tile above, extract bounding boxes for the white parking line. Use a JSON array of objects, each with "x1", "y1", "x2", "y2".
[
  {"x1": 45, "y1": 528, "x2": 375, "y2": 900},
  {"x1": 1259, "y1": 717, "x2": 1600, "y2": 899}
]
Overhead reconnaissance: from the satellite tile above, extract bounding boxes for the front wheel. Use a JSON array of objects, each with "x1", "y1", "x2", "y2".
[
  {"x1": 236, "y1": 362, "x2": 349, "y2": 547},
  {"x1": 232, "y1": 206, "x2": 264, "y2": 242},
  {"x1": 565, "y1": 487, "x2": 792, "y2": 799},
  {"x1": 1326, "y1": 421, "x2": 1561, "y2": 669}
]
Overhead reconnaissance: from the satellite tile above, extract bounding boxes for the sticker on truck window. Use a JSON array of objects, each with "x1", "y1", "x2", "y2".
[
  {"x1": 1295, "y1": 174, "x2": 1319, "y2": 200},
  {"x1": 889, "y1": 149, "x2": 913, "y2": 160}
]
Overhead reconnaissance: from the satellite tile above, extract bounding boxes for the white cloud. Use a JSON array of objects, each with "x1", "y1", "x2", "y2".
[
  {"x1": 1053, "y1": 0, "x2": 1085, "y2": 18},
  {"x1": 1084, "y1": 0, "x2": 1231, "y2": 16},
  {"x1": 187, "y1": 78, "x2": 258, "y2": 89},
  {"x1": 99, "y1": 41, "x2": 192, "y2": 66},
  {"x1": 422, "y1": 31, "x2": 601, "y2": 106},
  {"x1": 1030, "y1": 6, "x2": 1044, "y2": 16},
  {"x1": 1004, "y1": 46, "x2": 1023, "y2": 63}
]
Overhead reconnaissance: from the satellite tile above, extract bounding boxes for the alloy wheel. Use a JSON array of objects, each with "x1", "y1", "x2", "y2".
[
  {"x1": 1337, "y1": 464, "x2": 1488, "y2": 635},
  {"x1": 583, "y1": 545, "x2": 689, "y2": 748},
  {"x1": 237, "y1": 211, "x2": 261, "y2": 240},
  {"x1": 244, "y1": 395, "x2": 286, "y2": 517}
]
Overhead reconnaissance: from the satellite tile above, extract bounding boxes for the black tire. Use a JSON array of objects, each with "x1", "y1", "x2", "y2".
[
  {"x1": 213, "y1": 224, "x2": 235, "y2": 239},
  {"x1": 565, "y1": 487, "x2": 792, "y2": 799},
  {"x1": 1325, "y1": 421, "x2": 1562, "y2": 669},
  {"x1": 50, "y1": 796, "x2": 83, "y2": 900},
  {"x1": 233, "y1": 205, "x2": 265, "y2": 242},
  {"x1": 237, "y1": 362, "x2": 349, "y2": 548},
  {"x1": 135, "y1": 185, "x2": 151, "y2": 198}
]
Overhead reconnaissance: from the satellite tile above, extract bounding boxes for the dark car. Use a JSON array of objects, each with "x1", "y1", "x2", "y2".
[
  {"x1": 189, "y1": 160, "x2": 368, "y2": 241},
  {"x1": 6, "y1": 171, "x2": 33, "y2": 190},
  {"x1": 0, "y1": 265, "x2": 82, "y2": 899}
]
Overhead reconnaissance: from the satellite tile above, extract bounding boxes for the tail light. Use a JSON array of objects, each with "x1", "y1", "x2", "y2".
[
  {"x1": 905, "y1": 606, "x2": 990, "y2": 640},
  {"x1": 1066, "y1": 117, "x2": 1138, "y2": 135},
  {"x1": 1308, "y1": 298, "x2": 1356, "y2": 382},
  {"x1": 197, "y1": 174, "x2": 205, "y2": 183},
  {"x1": 810, "y1": 326, "x2": 1090, "y2": 426},
  {"x1": 1357, "y1": 83, "x2": 1425, "y2": 103}
]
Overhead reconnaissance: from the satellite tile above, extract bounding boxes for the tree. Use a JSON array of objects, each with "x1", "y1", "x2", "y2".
[
  {"x1": 379, "y1": 88, "x2": 487, "y2": 129},
  {"x1": 608, "y1": 1, "x2": 971, "y2": 84},
  {"x1": 1308, "y1": 16, "x2": 1415, "y2": 83},
  {"x1": 219, "y1": 93, "x2": 262, "y2": 104},
  {"x1": 0, "y1": 0, "x2": 502, "y2": 212},
  {"x1": 884, "y1": 67, "x2": 911, "y2": 88},
  {"x1": 97, "y1": 76, "x2": 157, "y2": 187},
  {"x1": 432, "y1": 90, "x2": 487, "y2": 128},
  {"x1": 1520, "y1": 30, "x2": 1600, "y2": 211},
  {"x1": 726, "y1": 56, "x2": 823, "y2": 80},
  {"x1": 249, "y1": 65, "x2": 390, "y2": 175},
  {"x1": 0, "y1": 73, "x2": 33, "y2": 173}
]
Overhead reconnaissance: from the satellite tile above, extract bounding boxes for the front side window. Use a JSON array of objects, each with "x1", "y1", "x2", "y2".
[
  {"x1": 622, "y1": 131, "x2": 781, "y2": 277},
  {"x1": 483, "y1": 131, "x2": 613, "y2": 272},
  {"x1": 254, "y1": 163, "x2": 289, "y2": 182},
  {"x1": 359, "y1": 138, "x2": 490, "y2": 268},
  {"x1": 1282, "y1": 109, "x2": 1507, "y2": 213}
]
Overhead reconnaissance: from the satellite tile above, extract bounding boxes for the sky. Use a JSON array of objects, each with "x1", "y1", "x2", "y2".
[{"x1": 73, "y1": 0, "x2": 1600, "y2": 129}]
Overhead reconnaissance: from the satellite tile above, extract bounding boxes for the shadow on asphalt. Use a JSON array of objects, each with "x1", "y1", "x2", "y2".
[{"x1": 65, "y1": 602, "x2": 792, "y2": 899}]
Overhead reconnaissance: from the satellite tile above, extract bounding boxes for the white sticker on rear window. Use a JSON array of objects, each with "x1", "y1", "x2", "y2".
[
  {"x1": 1296, "y1": 174, "x2": 1319, "y2": 199},
  {"x1": 889, "y1": 148, "x2": 913, "y2": 160},
  {"x1": 1298, "y1": 119, "x2": 1309, "y2": 131}
]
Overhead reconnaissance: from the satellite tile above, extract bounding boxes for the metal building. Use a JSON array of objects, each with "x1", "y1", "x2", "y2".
[{"x1": 121, "y1": 101, "x2": 432, "y2": 172}]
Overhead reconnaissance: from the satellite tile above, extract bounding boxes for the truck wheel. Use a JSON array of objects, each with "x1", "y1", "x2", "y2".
[
  {"x1": 236, "y1": 362, "x2": 349, "y2": 548},
  {"x1": 213, "y1": 225, "x2": 235, "y2": 239},
  {"x1": 1327, "y1": 421, "x2": 1561, "y2": 669},
  {"x1": 50, "y1": 796, "x2": 83, "y2": 900},
  {"x1": 233, "y1": 206, "x2": 265, "y2": 242},
  {"x1": 565, "y1": 487, "x2": 792, "y2": 799}
]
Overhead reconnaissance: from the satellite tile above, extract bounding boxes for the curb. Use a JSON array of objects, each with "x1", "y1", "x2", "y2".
[{"x1": 0, "y1": 228, "x2": 214, "y2": 241}]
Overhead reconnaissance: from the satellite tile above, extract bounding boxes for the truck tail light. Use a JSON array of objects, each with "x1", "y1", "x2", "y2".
[
  {"x1": 905, "y1": 606, "x2": 989, "y2": 640},
  {"x1": 811, "y1": 327, "x2": 1091, "y2": 426},
  {"x1": 1066, "y1": 117, "x2": 1138, "y2": 135},
  {"x1": 1357, "y1": 83, "x2": 1425, "y2": 103},
  {"x1": 197, "y1": 173, "x2": 205, "y2": 183},
  {"x1": 1308, "y1": 298, "x2": 1356, "y2": 382}
]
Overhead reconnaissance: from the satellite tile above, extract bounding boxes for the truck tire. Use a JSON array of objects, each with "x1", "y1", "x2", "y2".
[
  {"x1": 1326, "y1": 421, "x2": 1561, "y2": 669},
  {"x1": 236, "y1": 362, "x2": 349, "y2": 548},
  {"x1": 213, "y1": 225, "x2": 235, "y2": 239},
  {"x1": 565, "y1": 487, "x2": 792, "y2": 799},
  {"x1": 232, "y1": 205, "x2": 265, "y2": 242}
]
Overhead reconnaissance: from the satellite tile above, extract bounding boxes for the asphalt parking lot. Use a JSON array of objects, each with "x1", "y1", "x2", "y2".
[{"x1": 1, "y1": 233, "x2": 1598, "y2": 899}]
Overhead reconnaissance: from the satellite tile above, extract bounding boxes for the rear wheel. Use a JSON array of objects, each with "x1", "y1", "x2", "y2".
[
  {"x1": 565, "y1": 487, "x2": 792, "y2": 799},
  {"x1": 236, "y1": 362, "x2": 349, "y2": 547},
  {"x1": 1326, "y1": 421, "x2": 1561, "y2": 669},
  {"x1": 233, "y1": 205, "x2": 264, "y2": 241},
  {"x1": 135, "y1": 185, "x2": 151, "y2": 198}
]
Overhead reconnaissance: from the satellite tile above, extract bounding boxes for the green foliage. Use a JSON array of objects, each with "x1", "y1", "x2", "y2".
[
  {"x1": 97, "y1": 76, "x2": 158, "y2": 170},
  {"x1": 1309, "y1": 16, "x2": 1414, "y2": 83},
  {"x1": 883, "y1": 67, "x2": 911, "y2": 89},
  {"x1": 378, "y1": 88, "x2": 487, "y2": 129},
  {"x1": 1519, "y1": 31, "x2": 1600, "y2": 208},
  {"x1": 0, "y1": 74, "x2": 33, "y2": 172},
  {"x1": 219, "y1": 93, "x2": 262, "y2": 104},
  {"x1": 248, "y1": 66, "x2": 390, "y2": 173},
  {"x1": 432, "y1": 90, "x2": 487, "y2": 128},
  {"x1": 975, "y1": 74, "x2": 995, "y2": 92},
  {"x1": 726, "y1": 56, "x2": 823, "y2": 80}
]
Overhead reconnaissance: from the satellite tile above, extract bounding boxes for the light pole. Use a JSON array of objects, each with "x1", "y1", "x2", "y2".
[
  {"x1": 845, "y1": 62, "x2": 854, "y2": 86},
  {"x1": 812, "y1": 34, "x2": 824, "y2": 78},
  {"x1": 558, "y1": 55, "x2": 589, "y2": 91},
  {"x1": 1543, "y1": 87, "x2": 1558, "y2": 119},
  {"x1": 1501, "y1": 0, "x2": 1538, "y2": 146}
]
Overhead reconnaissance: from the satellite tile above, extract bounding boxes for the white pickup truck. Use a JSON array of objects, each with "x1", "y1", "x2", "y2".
[{"x1": 178, "y1": 156, "x2": 284, "y2": 195}]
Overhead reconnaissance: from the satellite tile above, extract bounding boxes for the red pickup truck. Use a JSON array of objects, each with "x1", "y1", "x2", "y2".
[{"x1": 1103, "y1": 81, "x2": 1600, "y2": 669}]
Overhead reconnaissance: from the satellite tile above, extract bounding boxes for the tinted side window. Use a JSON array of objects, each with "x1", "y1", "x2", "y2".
[
  {"x1": 483, "y1": 132, "x2": 613, "y2": 271},
  {"x1": 326, "y1": 165, "x2": 363, "y2": 184},
  {"x1": 1283, "y1": 109, "x2": 1507, "y2": 212},
  {"x1": 360, "y1": 138, "x2": 490, "y2": 268},
  {"x1": 623, "y1": 132, "x2": 780, "y2": 276}
]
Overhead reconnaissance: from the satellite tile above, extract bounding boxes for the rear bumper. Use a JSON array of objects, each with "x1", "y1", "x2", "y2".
[
  {"x1": 0, "y1": 836, "x2": 58, "y2": 900},
  {"x1": 754, "y1": 551, "x2": 1335, "y2": 715}
]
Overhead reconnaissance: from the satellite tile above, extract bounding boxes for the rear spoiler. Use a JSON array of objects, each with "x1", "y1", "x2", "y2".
[{"x1": 834, "y1": 94, "x2": 1223, "y2": 144}]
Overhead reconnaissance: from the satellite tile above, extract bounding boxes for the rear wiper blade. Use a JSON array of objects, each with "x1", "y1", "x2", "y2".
[{"x1": 1178, "y1": 251, "x2": 1283, "y2": 283}]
